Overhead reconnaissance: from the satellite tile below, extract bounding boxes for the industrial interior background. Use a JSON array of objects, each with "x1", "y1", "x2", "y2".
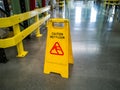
[{"x1": 0, "y1": 0, "x2": 120, "y2": 90}]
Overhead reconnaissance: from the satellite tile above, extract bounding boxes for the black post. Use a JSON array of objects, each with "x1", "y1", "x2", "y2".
[
  {"x1": 3, "y1": 0, "x2": 10, "y2": 16},
  {"x1": 0, "y1": 0, "x2": 10, "y2": 63},
  {"x1": 19, "y1": 0, "x2": 29, "y2": 29},
  {"x1": 0, "y1": 48, "x2": 8, "y2": 63},
  {"x1": 19, "y1": 0, "x2": 30, "y2": 38},
  {"x1": 3, "y1": 0, "x2": 13, "y2": 31}
]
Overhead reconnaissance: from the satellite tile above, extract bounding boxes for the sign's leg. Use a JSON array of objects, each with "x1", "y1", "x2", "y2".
[{"x1": 44, "y1": 62, "x2": 69, "y2": 78}]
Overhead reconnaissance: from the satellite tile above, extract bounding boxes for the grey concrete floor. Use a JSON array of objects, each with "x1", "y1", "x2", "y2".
[{"x1": 0, "y1": 1, "x2": 120, "y2": 90}]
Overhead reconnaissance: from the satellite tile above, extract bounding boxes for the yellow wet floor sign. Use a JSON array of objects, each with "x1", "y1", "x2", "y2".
[{"x1": 44, "y1": 18, "x2": 74, "y2": 78}]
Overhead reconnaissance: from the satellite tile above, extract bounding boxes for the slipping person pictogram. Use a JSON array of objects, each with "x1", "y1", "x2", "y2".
[{"x1": 50, "y1": 42, "x2": 64, "y2": 56}]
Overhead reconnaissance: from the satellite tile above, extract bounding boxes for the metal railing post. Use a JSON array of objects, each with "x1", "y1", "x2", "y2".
[
  {"x1": 35, "y1": 14, "x2": 42, "y2": 37},
  {"x1": 13, "y1": 24, "x2": 28, "y2": 57}
]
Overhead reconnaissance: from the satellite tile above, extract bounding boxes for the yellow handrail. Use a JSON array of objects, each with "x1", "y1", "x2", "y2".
[
  {"x1": 0, "y1": 6, "x2": 50, "y2": 57},
  {"x1": 105, "y1": 0, "x2": 119, "y2": 1},
  {"x1": 0, "y1": 6, "x2": 50, "y2": 27},
  {"x1": 104, "y1": 0, "x2": 120, "y2": 6}
]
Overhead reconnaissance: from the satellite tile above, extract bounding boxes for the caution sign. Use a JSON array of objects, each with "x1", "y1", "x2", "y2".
[
  {"x1": 50, "y1": 42, "x2": 64, "y2": 56},
  {"x1": 44, "y1": 18, "x2": 74, "y2": 78}
]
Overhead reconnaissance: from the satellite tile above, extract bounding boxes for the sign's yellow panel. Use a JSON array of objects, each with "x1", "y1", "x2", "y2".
[{"x1": 44, "y1": 18, "x2": 74, "y2": 78}]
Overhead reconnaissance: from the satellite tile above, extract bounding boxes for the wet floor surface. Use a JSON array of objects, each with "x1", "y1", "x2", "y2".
[{"x1": 0, "y1": 1, "x2": 120, "y2": 90}]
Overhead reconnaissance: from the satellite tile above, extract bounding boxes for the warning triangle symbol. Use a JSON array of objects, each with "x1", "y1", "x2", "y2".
[{"x1": 50, "y1": 42, "x2": 64, "y2": 55}]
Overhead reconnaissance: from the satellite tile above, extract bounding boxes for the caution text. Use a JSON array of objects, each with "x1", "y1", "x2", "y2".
[{"x1": 50, "y1": 32, "x2": 65, "y2": 39}]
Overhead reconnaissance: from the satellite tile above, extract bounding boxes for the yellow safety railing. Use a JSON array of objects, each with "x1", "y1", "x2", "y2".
[
  {"x1": 56, "y1": 0, "x2": 64, "y2": 8},
  {"x1": 59, "y1": 1, "x2": 64, "y2": 7},
  {"x1": 104, "y1": 0, "x2": 120, "y2": 6},
  {"x1": 0, "y1": 6, "x2": 50, "y2": 57}
]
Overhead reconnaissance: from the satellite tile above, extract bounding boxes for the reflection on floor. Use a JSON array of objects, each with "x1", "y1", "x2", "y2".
[{"x1": 0, "y1": 1, "x2": 120, "y2": 90}]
